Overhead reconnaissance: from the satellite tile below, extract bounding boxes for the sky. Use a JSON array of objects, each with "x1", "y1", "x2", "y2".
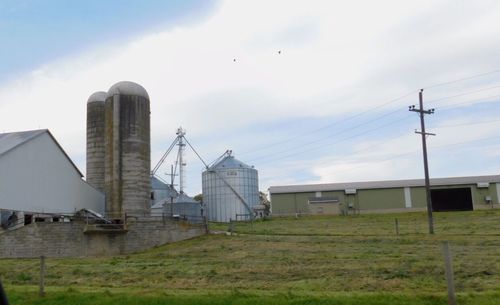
[{"x1": 1, "y1": 0, "x2": 500, "y2": 195}]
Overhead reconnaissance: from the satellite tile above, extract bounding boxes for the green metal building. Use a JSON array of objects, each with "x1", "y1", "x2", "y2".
[{"x1": 269, "y1": 175, "x2": 500, "y2": 215}]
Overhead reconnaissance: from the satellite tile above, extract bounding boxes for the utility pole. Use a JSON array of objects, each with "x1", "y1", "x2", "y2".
[
  {"x1": 409, "y1": 89, "x2": 435, "y2": 234},
  {"x1": 163, "y1": 165, "x2": 178, "y2": 217},
  {"x1": 170, "y1": 165, "x2": 174, "y2": 216}
]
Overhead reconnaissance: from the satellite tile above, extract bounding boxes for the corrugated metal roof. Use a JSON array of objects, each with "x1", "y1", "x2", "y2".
[
  {"x1": 0, "y1": 129, "x2": 46, "y2": 156},
  {"x1": 269, "y1": 175, "x2": 500, "y2": 194},
  {"x1": 151, "y1": 176, "x2": 178, "y2": 198},
  {"x1": 210, "y1": 155, "x2": 253, "y2": 170},
  {"x1": 151, "y1": 176, "x2": 171, "y2": 190},
  {"x1": 0, "y1": 129, "x2": 84, "y2": 177},
  {"x1": 150, "y1": 176, "x2": 198, "y2": 208},
  {"x1": 151, "y1": 193, "x2": 198, "y2": 209}
]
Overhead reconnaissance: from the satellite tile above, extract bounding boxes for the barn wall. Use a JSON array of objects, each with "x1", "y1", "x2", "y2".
[
  {"x1": 270, "y1": 193, "x2": 298, "y2": 215},
  {"x1": 270, "y1": 177, "x2": 500, "y2": 216},
  {"x1": 410, "y1": 187, "x2": 427, "y2": 208},
  {"x1": 293, "y1": 192, "x2": 314, "y2": 214},
  {"x1": 357, "y1": 188, "x2": 405, "y2": 210},
  {"x1": 496, "y1": 183, "x2": 500, "y2": 204},
  {"x1": 0, "y1": 133, "x2": 104, "y2": 214}
]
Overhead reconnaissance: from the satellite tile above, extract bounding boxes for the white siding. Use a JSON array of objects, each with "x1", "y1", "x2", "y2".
[
  {"x1": 404, "y1": 187, "x2": 412, "y2": 208},
  {"x1": 497, "y1": 183, "x2": 500, "y2": 204},
  {"x1": 0, "y1": 132, "x2": 104, "y2": 214}
]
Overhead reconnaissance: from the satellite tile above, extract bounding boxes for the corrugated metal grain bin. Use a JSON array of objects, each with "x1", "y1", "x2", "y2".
[{"x1": 202, "y1": 153, "x2": 258, "y2": 222}]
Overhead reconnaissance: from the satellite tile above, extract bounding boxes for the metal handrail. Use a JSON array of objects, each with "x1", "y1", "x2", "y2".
[{"x1": 0, "y1": 208, "x2": 206, "y2": 233}]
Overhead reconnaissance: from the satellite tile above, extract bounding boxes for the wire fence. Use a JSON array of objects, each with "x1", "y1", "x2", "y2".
[
  {"x1": 222, "y1": 210, "x2": 500, "y2": 236},
  {"x1": 1, "y1": 209, "x2": 499, "y2": 303},
  {"x1": 0, "y1": 234, "x2": 498, "y2": 302}
]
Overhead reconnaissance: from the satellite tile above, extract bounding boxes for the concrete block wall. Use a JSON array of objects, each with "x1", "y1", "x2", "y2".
[{"x1": 0, "y1": 219, "x2": 205, "y2": 258}]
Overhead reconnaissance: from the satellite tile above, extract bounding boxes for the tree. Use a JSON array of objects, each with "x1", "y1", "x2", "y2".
[
  {"x1": 193, "y1": 193, "x2": 203, "y2": 202},
  {"x1": 259, "y1": 191, "x2": 271, "y2": 216}
]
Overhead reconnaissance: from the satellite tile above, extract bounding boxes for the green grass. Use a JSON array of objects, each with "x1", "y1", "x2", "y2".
[
  {"x1": 5, "y1": 288, "x2": 500, "y2": 305},
  {"x1": 211, "y1": 209, "x2": 500, "y2": 236},
  {"x1": 7, "y1": 290, "x2": 500, "y2": 305},
  {"x1": 1, "y1": 210, "x2": 500, "y2": 304}
]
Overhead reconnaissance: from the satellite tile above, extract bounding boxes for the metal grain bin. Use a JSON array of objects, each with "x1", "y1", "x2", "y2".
[{"x1": 202, "y1": 153, "x2": 259, "y2": 222}]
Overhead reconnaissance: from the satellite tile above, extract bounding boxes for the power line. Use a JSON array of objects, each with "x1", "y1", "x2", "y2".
[
  {"x1": 240, "y1": 69, "x2": 500, "y2": 155},
  {"x1": 432, "y1": 118, "x2": 500, "y2": 129},
  {"x1": 315, "y1": 130, "x2": 412, "y2": 162},
  {"x1": 293, "y1": 134, "x2": 500, "y2": 178},
  {"x1": 436, "y1": 93, "x2": 500, "y2": 111},
  {"x1": 229, "y1": 68, "x2": 500, "y2": 169},
  {"x1": 253, "y1": 114, "x2": 413, "y2": 165},
  {"x1": 429, "y1": 134, "x2": 500, "y2": 149},
  {"x1": 240, "y1": 69, "x2": 500, "y2": 158},
  {"x1": 249, "y1": 90, "x2": 500, "y2": 166},
  {"x1": 252, "y1": 114, "x2": 411, "y2": 164},
  {"x1": 247, "y1": 108, "x2": 405, "y2": 162},
  {"x1": 427, "y1": 83, "x2": 500, "y2": 105},
  {"x1": 238, "y1": 90, "x2": 418, "y2": 156},
  {"x1": 288, "y1": 121, "x2": 500, "y2": 170},
  {"x1": 250, "y1": 91, "x2": 500, "y2": 164},
  {"x1": 423, "y1": 68, "x2": 500, "y2": 90}
]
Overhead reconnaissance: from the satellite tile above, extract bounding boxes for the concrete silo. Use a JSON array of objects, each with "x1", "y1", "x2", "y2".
[
  {"x1": 202, "y1": 152, "x2": 259, "y2": 222},
  {"x1": 104, "y1": 81, "x2": 151, "y2": 218},
  {"x1": 86, "y1": 91, "x2": 106, "y2": 192}
]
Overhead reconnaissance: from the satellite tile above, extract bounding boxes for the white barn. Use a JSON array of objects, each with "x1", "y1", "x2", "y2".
[{"x1": 0, "y1": 130, "x2": 104, "y2": 218}]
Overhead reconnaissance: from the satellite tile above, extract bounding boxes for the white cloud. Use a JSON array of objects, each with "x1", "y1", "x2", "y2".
[{"x1": 1, "y1": 0, "x2": 500, "y2": 193}]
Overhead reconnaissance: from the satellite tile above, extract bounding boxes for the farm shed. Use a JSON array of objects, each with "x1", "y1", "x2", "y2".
[
  {"x1": 269, "y1": 175, "x2": 500, "y2": 215},
  {"x1": 0, "y1": 129, "x2": 104, "y2": 222}
]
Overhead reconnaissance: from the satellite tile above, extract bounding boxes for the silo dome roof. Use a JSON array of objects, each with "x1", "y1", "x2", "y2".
[
  {"x1": 87, "y1": 91, "x2": 106, "y2": 103},
  {"x1": 106, "y1": 81, "x2": 149, "y2": 100},
  {"x1": 210, "y1": 155, "x2": 253, "y2": 170}
]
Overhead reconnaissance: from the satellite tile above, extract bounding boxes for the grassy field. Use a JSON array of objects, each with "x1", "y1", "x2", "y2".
[{"x1": 1, "y1": 209, "x2": 499, "y2": 304}]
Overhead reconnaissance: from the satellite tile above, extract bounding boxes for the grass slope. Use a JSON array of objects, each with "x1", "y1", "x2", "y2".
[{"x1": 1, "y1": 210, "x2": 499, "y2": 304}]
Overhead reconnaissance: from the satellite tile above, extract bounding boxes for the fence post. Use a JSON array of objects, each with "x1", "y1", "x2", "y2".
[
  {"x1": 39, "y1": 255, "x2": 45, "y2": 297},
  {"x1": 442, "y1": 241, "x2": 457, "y2": 305},
  {"x1": 395, "y1": 218, "x2": 399, "y2": 235},
  {"x1": 203, "y1": 216, "x2": 209, "y2": 234},
  {"x1": 228, "y1": 218, "x2": 233, "y2": 235},
  {"x1": 0, "y1": 278, "x2": 10, "y2": 305}
]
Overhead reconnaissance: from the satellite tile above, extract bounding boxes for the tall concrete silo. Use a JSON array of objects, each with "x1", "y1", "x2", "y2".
[
  {"x1": 86, "y1": 91, "x2": 106, "y2": 192},
  {"x1": 202, "y1": 152, "x2": 259, "y2": 222},
  {"x1": 104, "y1": 81, "x2": 151, "y2": 218}
]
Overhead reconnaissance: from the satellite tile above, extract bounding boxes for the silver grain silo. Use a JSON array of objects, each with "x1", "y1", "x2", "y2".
[
  {"x1": 104, "y1": 81, "x2": 151, "y2": 218},
  {"x1": 86, "y1": 91, "x2": 106, "y2": 192},
  {"x1": 202, "y1": 152, "x2": 259, "y2": 222}
]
